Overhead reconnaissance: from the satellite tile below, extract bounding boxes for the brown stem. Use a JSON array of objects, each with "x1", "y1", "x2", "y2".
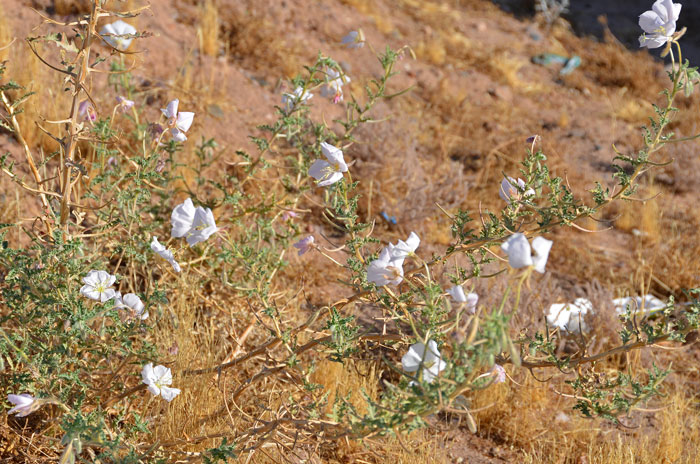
[{"x1": 59, "y1": 0, "x2": 100, "y2": 228}]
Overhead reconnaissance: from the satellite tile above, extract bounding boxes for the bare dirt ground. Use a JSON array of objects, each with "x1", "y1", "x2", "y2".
[{"x1": 1, "y1": 0, "x2": 700, "y2": 462}]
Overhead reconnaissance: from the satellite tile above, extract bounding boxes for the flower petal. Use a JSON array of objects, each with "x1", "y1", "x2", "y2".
[
  {"x1": 176, "y1": 112, "x2": 195, "y2": 133},
  {"x1": 531, "y1": 236, "x2": 553, "y2": 274},
  {"x1": 160, "y1": 386, "x2": 181, "y2": 402},
  {"x1": 162, "y1": 99, "x2": 179, "y2": 119},
  {"x1": 501, "y1": 233, "x2": 533, "y2": 269}
]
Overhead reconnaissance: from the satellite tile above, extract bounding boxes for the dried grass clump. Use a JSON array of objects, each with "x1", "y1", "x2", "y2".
[
  {"x1": 220, "y1": 12, "x2": 302, "y2": 77},
  {"x1": 197, "y1": 0, "x2": 219, "y2": 57},
  {"x1": 54, "y1": 0, "x2": 92, "y2": 15},
  {"x1": 0, "y1": 6, "x2": 11, "y2": 62},
  {"x1": 7, "y1": 42, "x2": 68, "y2": 152}
]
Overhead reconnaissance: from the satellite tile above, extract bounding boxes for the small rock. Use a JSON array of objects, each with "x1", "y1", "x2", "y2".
[{"x1": 488, "y1": 86, "x2": 513, "y2": 102}]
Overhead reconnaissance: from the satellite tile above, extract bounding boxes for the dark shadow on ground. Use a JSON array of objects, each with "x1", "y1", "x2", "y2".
[{"x1": 491, "y1": 0, "x2": 700, "y2": 65}]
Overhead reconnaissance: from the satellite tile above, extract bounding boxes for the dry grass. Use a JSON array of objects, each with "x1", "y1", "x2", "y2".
[
  {"x1": 5, "y1": 41, "x2": 69, "y2": 152},
  {"x1": 198, "y1": 0, "x2": 220, "y2": 57},
  {"x1": 54, "y1": 0, "x2": 91, "y2": 16},
  {"x1": 0, "y1": 6, "x2": 11, "y2": 62}
]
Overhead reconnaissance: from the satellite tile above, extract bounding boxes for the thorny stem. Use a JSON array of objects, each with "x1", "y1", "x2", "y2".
[{"x1": 59, "y1": 0, "x2": 100, "y2": 229}]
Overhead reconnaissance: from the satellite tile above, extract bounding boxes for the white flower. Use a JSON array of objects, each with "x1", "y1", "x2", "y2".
[
  {"x1": 491, "y1": 364, "x2": 506, "y2": 384},
  {"x1": 613, "y1": 295, "x2": 665, "y2": 316},
  {"x1": 171, "y1": 198, "x2": 196, "y2": 239},
  {"x1": 500, "y1": 233, "x2": 532, "y2": 269},
  {"x1": 321, "y1": 68, "x2": 350, "y2": 103},
  {"x1": 150, "y1": 237, "x2": 181, "y2": 272},
  {"x1": 500, "y1": 234, "x2": 552, "y2": 274},
  {"x1": 341, "y1": 30, "x2": 365, "y2": 49},
  {"x1": 367, "y1": 248, "x2": 404, "y2": 286},
  {"x1": 186, "y1": 207, "x2": 218, "y2": 246},
  {"x1": 80, "y1": 270, "x2": 117, "y2": 302},
  {"x1": 114, "y1": 292, "x2": 148, "y2": 320},
  {"x1": 170, "y1": 198, "x2": 218, "y2": 246},
  {"x1": 7, "y1": 394, "x2": 37, "y2": 417},
  {"x1": 499, "y1": 177, "x2": 535, "y2": 203},
  {"x1": 447, "y1": 285, "x2": 479, "y2": 314},
  {"x1": 401, "y1": 340, "x2": 446, "y2": 383},
  {"x1": 100, "y1": 20, "x2": 137, "y2": 51},
  {"x1": 161, "y1": 99, "x2": 195, "y2": 142},
  {"x1": 531, "y1": 237, "x2": 553, "y2": 274},
  {"x1": 547, "y1": 298, "x2": 593, "y2": 333},
  {"x1": 141, "y1": 363, "x2": 181, "y2": 402},
  {"x1": 639, "y1": 0, "x2": 682, "y2": 49},
  {"x1": 282, "y1": 86, "x2": 313, "y2": 112},
  {"x1": 309, "y1": 142, "x2": 348, "y2": 186},
  {"x1": 293, "y1": 236, "x2": 315, "y2": 256},
  {"x1": 387, "y1": 232, "x2": 420, "y2": 266}
]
